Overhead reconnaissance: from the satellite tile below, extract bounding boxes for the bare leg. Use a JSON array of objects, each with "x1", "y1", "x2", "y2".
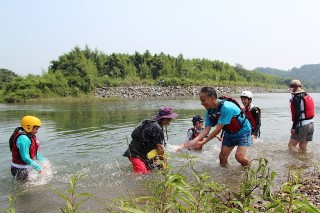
[
  {"x1": 235, "y1": 146, "x2": 249, "y2": 166},
  {"x1": 288, "y1": 138, "x2": 299, "y2": 153},
  {"x1": 219, "y1": 146, "x2": 234, "y2": 167},
  {"x1": 298, "y1": 141, "x2": 308, "y2": 152}
]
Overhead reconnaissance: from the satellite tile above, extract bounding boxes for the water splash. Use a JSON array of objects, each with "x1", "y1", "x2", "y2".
[{"x1": 26, "y1": 160, "x2": 54, "y2": 187}]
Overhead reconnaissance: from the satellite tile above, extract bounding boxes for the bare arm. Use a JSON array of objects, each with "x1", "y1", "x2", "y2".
[
  {"x1": 180, "y1": 124, "x2": 224, "y2": 149},
  {"x1": 193, "y1": 126, "x2": 211, "y2": 143},
  {"x1": 179, "y1": 126, "x2": 211, "y2": 149},
  {"x1": 199, "y1": 124, "x2": 224, "y2": 146}
]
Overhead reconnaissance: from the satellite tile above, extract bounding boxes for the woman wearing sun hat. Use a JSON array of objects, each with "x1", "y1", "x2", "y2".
[
  {"x1": 123, "y1": 106, "x2": 177, "y2": 174},
  {"x1": 288, "y1": 79, "x2": 315, "y2": 152}
]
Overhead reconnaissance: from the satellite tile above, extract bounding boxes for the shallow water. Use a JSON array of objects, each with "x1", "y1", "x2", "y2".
[{"x1": 0, "y1": 93, "x2": 320, "y2": 212}]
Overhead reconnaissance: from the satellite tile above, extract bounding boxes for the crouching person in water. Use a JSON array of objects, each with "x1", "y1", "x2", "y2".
[
  {"x1": 9, "y1": 116, "x2": 48, "y2": 180},
  {"x1": 123, "y1": 106, "x2": 177, "y2": 174}
]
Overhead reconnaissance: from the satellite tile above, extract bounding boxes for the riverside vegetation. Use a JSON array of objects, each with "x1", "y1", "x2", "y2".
[
  {"x1": 0, "y1": 46, "x2": 293, "y2": 103},
  {"x1": 2, "y1": 158, "x2": 320, "y2": 213}
]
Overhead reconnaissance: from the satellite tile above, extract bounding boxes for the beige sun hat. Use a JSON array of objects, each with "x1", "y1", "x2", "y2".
[{"x1": 289, "y1": 80, "x2": 305, "y2": 94}]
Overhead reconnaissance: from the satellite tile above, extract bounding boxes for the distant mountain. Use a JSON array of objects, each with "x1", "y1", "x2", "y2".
[{"x1": 254, "y1": 64, "x2": 320, "y2": 90}]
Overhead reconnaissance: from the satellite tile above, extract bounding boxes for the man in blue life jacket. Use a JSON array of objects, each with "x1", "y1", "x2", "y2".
[{"x1": 179, "y1": 86, "x2": 252, "y2": 167}]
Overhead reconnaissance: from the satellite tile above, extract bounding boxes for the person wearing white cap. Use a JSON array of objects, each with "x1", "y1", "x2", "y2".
[
  {"x1": 240, "y1": 91, "x2": 261, "y2": 139},
  {"x1": 288, "y1": 80, "x2": 315, "y2": 152}
]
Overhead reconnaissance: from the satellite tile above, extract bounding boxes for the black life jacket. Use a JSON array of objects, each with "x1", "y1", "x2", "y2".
[{"x1": 188, "y1": 127, "x2": 200, "y2": 140}]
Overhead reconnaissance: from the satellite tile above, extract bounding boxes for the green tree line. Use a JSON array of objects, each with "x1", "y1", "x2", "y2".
[
  {"x1": 255, "y1": 65, "x2": 320, "y2": 90},
  {"x1": 0, "y1": 46, "x2": 289, "y2": 103}
]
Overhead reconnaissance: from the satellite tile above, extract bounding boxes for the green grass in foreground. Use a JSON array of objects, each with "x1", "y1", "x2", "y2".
[{"x1": 3, "y1": 158, "x2": 320, "y2": 213}]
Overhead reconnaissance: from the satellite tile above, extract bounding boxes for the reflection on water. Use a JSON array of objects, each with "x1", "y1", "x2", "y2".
[{"x1": 0, "y1": 93, "x2": 320, "y2": 211}]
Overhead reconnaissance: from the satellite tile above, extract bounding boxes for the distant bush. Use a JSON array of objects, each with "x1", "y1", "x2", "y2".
[{"x1": 0, "y1": 46, "x2": 289, "y2": 102}]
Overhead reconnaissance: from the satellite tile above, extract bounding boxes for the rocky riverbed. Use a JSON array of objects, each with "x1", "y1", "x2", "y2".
[
  {"x1": 253, "y1": 171, "x2": 320, "y2": 211},
  {"x1": 95, "y1": 86, "x2": 282, "y2": 99},
  {"x1": 298, "y1": 172, "x2": 320, "y2": 207}
]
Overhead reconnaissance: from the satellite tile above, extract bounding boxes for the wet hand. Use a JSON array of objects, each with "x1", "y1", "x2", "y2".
[
  {"x1": 215, "y1": 135, "x2": 222, "y2": 142},
  {"x1": 156, "y1": 144, "x2": 165, "y2": 155},
  {"x1": 176, "y1": 140, "x2": 196, "y2": 152},
  {"x1": 193, "y1": 143, "x2": 203, "y2": 149},
  {"x1": 175, "y1": 145, "x2": 184, "y2": 153},
  {"x1": 41, "y1": 160, "x2": 51, "y2": 170}
]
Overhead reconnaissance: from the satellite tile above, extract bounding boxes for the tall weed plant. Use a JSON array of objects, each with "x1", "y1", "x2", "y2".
[
  {"x1": 49, "y1": 173, "x2": 94, "y2": 213},
  {"x1": 110, "y1": 157, "x2": 320, "y2": 213},
  {"x1": 4, "y1": 158, "x2": 320, "y2": 212}
]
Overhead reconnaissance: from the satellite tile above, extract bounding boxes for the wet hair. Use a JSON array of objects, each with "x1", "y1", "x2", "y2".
[{"x1": 200, "y1": 86, "x2": 217, "y2": 99}]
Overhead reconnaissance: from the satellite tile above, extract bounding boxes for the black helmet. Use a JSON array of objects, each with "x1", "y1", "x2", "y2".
[{"x1": 192, "y1": 115, "x2": 204, "y2": 123}]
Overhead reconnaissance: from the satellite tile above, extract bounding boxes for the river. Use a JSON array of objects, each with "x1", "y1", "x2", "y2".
[{"x1": 0, "y1": 93, "x2": 319, "y2": 212}]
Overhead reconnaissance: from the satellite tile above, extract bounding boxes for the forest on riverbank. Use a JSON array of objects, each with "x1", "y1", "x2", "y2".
[
  {"x1": 0, "y1": 46, "x2": 292, "y2": 103},
  {"x1": 255, "y1": 65, "x2": 320, "y2": 89}
]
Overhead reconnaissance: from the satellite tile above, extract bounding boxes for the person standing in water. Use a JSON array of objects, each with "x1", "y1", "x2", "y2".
[
  {"x1": 185, "y1": 115, "x2": 205, "y2": 151},
  {"x1": 123, "y1": 106, "x2": 177, "y2": 174},
  {"x1": 288, "y1": 80, "x2": 315, "y2": 152},
  {"x1": 240, "y1": 91, "x2": 261, "y2": 139},
  {"x1": 9, "y1": 115, "x2": 49, "y2": 180},
  {"x1": 179, "y1": 86, "x2": 252, "y2": 167}
]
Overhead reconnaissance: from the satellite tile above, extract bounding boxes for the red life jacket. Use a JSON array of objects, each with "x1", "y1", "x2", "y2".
[
  {"x1": 244, "y1": 109, "x2": 256, "y2": 129},
  {"x1": 243, "y1": 106, "x2": 261, "y2": 137},
  {"x1": 243, "y1": 106, "x2": 260, "y2": 130},
  {"x1": 290, "y1": 93, "x2": 314, "y2": 121},
  {"x1": 209, "y1": 97, "x2": 247, "y2": 134},
  {"x1": 11, "y1": 130, "x2": 39, "y2": 165}
]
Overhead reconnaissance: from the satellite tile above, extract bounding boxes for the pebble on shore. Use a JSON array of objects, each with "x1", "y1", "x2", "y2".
[{"x1": 95, "y1": 86, "x2": 278, "y2": 99}]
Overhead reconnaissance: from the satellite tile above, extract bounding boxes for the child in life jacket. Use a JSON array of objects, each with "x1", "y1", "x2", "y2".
[
  {"x1": 9, "y1": 115, "x2": 50, "y2": 180},
  {"x1": 184, "y1": 115, "x2": 205, "y2": 151},
  {"x1": 176, "y1": 115, "x2": 204, "y2": 152},
  {"x1": 240, "y1": 91, "x2": 261, "y2": 139}
]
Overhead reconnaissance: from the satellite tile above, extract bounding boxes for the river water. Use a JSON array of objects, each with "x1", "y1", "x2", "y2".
[{"x1": 0, "y1": 93, "x2": 320, "y2": 212}]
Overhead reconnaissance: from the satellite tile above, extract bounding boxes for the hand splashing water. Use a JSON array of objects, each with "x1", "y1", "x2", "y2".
[{"x1": 27, "y1": 160, "x2": 53, "y2": 186}]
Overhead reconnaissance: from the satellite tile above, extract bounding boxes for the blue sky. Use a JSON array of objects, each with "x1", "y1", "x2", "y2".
[{"x1": 1, "y1": 0, "x2": 320, "y2": 76}]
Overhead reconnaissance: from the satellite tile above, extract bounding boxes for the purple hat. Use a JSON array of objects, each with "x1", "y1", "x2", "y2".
[{"x1": 154, "y1": 106, "x2": 178, "y2": 121}]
